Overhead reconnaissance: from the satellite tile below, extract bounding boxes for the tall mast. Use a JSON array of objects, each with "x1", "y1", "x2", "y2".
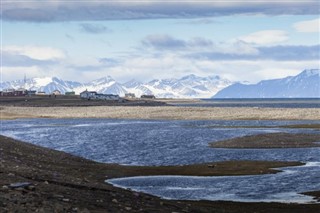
[{"x1": 24, "y1": 73, "x2": 27, "y2": 90}]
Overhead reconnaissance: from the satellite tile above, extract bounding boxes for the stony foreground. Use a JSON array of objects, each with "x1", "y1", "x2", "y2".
[{"x1": 1, "y1": 135, "x2": 320, "y2": 212}]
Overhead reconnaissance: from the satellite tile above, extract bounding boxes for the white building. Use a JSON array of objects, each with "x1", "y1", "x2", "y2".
[
  {"x1": 80, "y1": 90, "x2": 97, "y2": 99},
  {"x1": 80, "y1": 90, "x2": 120, "y2": 101},
  {"x1": 52, "y1": 90, "x2": 61, "y2": 95},
  {"x1": 125, "y1": 93, "x2": 136, "y2": 98}
]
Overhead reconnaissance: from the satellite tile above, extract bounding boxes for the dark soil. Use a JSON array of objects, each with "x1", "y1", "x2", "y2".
[
  {"x1": 0, "y1": 96, "x2": 167, "y2": 107},
  {"x1": 1, "y1": 135, "x2": 319, "y2": 212},
  {"x1": 210, "y1": 133, "x2": 320, "y2": 149}
]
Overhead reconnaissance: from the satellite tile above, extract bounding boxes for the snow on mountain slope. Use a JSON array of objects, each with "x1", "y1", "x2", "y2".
[
  {"x1": 213, "y1": 69, "x2": 320, "y2": 98},
  {"x1": 3, "y1": 70, "x2": 317, "y2": 98},
  {"x1": 98, "y1": 82, "x2": 128, "y2": 96},
  {"x1": 0, "y1": 77, "x2": 84, "y2": 94},
  {"x1": 121, "y1": 74, "x2": 233, "y2": 98},
  {"x1": 0, "y1": 74, "x2": 232, "y2": 98}
]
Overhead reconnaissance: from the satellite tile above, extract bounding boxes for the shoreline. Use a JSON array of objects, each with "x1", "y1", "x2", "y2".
[
  {"x1": 1, "y1": 106, "x2": 320, "y2": 120},
  {"x1": 1, "y1": 135, "x2": 320, "y2": 212},
  {"x1": 1, "y1": 101, "x2": 320, "y2": 211}
]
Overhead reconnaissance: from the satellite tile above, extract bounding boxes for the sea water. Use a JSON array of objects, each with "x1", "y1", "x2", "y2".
[
  {"x1": 173, "y1": 98, "x2": 320, "y2": 108},
  {"x1": 1, "y1": 118, "x2": 320, "y2": 203}
]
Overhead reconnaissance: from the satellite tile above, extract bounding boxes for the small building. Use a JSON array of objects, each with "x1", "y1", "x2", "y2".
[
  {"x1": 95, "y1": 93, "x2": 120, "y2": 100},
  {"x1": 65, "y1": 91, "x2": 76, "y2": 96},
  {"x1": 37, "y1": 91, "x2": 46, "y2": 95},
  {"x1": 125, "y1": 93, "x2": 136, "y2": 98},
  {"x1": 27, "y1": 90, "x2": 37, "y2": 96},
  {"x1": 14, "y1": 88, "x2": 28, "y2": 96},
  {"x1": 1, "y1": 88, "x2": 26, "y2": 96},
  {"x1": 2, "y1": 91, "x2": 14, "y2": 96},
  {"x1": 52, "y1": 90, "x2": 61, "y2": 95},
  {"x1": 141, "y1": 94, "x2": 155, "y2": 99},
  {"x1": 80, "y1": 90, "x2": 121, "y2": 101},
  {"x1": 80, "y1": 90, "x2": 97, "y2": 100}
]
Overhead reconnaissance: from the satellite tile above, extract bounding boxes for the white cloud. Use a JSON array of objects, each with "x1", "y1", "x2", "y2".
[
  {"x1": 3, "y1": 45, "x2": 65, "y2": 61},
  {"x1": 71, "y1": 53, "x2": 319, "y2": 84},
  {"x1": 2, "y1": 50, "x2": 318, "y2": 84},
  {"x1": 2, "y1": 40, "x2": 318, "y2": 84},
  {"x1": 142, "y1": 34, "x2": 259, "y2": 55},
  {"x1": 238, "y1": 30, "x2": 289, "y2": 45},
  {"x1": 217, "y1": 41, "x2": 259, "y2": 55},
  {"x1": 1, "y1": 66, "x2": 45, "y2": 82},
  {"x1": 293, "y1": 18, "x2": 320, "y2": 33}
]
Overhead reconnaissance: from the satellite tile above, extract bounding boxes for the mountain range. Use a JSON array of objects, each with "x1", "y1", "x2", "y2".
[
  {"x1": 1, "y1": 69, "x2": 319, "y2": 98},
  {"x1": 213, "y1": 69, "x2": 320, "y2": 98},
  {"x1": 0, "y1": 74, "x2": 233, "y2": 98}
]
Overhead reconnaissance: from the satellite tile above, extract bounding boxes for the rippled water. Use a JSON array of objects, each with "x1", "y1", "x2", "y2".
[
  {"x1": 1, "y1": 118, "x2": 320, "y2": 203},
  {"x1": 109, "y1": 162, "x2": 320, "y2": 203},
  {"x1": 174, "y1": 98, "x2": 320, "y2": 108}
]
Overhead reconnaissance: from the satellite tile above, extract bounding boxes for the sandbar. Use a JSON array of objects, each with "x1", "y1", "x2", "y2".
[{"x1": 210, "y1": 133, "x2": 320, "y2": 149}]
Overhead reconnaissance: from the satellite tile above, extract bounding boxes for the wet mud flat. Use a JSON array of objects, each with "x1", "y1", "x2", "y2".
[
  {"x1": 1, "y1": 135, "x2": 320, "y2": 212},
  {"x1": 210, "y1": 132, "x2": 320, "y2": 149}
]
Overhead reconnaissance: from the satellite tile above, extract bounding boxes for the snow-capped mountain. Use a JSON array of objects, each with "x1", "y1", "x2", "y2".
[
  {"x1": 0, "y1": 74, "x2": 233, "y2": 98},
  {"x1": 123, "y1": 74, "x2": 233, "y2": 98},
  {"x1": 0, "y1": 77, "x2": 83, "y2": 94},
  {"x1": 213, "y1": 69, "x2": 320, "y2": 98},
  {"x1": 2, "y1": 70, "x2": 318, "y2": 98}
]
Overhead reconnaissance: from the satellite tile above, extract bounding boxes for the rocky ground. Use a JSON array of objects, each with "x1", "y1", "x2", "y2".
[
  {"x1": 0, "y1": 96, "x2": 167, "y2": 107},
  {"x1": 1, "y1": 135, "x2": 320, "y2": 212}
]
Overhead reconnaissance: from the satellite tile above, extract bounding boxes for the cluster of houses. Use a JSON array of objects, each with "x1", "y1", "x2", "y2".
[
  {"x1": 0, "y1": 88, "x2": 65, "y2": 97},
  {"x1": 0, "y1": 88, "x2": 36, "y2": 97},
  {"x1": 80, "y1": 90, "x2": 120, "y2": 101},
  {"x1": 0, "y1": 88, "x2": 157, "y2": 101},
  {"x1": 80, "y1": 90, "x2": 156, "y2": 101}
]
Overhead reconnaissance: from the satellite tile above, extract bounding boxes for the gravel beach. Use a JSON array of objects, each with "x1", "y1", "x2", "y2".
[{"x1": 1, "y1": 105, "x2": 320, "y2": 120}]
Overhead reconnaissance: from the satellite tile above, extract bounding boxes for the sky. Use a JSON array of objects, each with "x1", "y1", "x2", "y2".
[{"x1": 1, "y1": 0, "x2": 320, "y2": 83}]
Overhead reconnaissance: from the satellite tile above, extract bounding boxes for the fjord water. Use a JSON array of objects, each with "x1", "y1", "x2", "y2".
[
  {"x1": 1, "y1": 118, "x2": 320, "y2": 203},
  {"x1": 174, "y1": 98, "x2": 320, "y2": 108}
]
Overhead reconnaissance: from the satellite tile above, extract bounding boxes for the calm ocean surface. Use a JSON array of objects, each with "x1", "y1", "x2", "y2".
[
  {"x1": 173, "y1": 98, "x2": 320, "y2": 108},
  {"x1": 1, "y1": 118, "x2": 320, "y2": 203}
]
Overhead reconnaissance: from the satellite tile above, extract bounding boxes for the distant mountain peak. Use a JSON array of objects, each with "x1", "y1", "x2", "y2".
[
  {"x1": 207, "y1": 75, "x2": 221, "y2": 80},
  {"x1": 213, "y1": 69, "x2": 320, "y2": 98},
  {"x1": 90, "y1": 76, "x2": 115, "y2": 85},
  {"x1": 0, "y1": 73, "x2": 232, "y2": 98},
  {"x1": 300, "y1": 69, "x2": 319, "y2": 77},
  {"x1": 180, "y1": 74, "x2": 200, "y2": 80},
  {"x1": 123, "y1": 79, "x2": 142, "y2": 88}
]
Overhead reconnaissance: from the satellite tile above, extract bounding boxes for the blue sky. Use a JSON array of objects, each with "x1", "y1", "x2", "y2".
[{"x1": 1, "y1": 1, "x2": 319, "y2": 83}]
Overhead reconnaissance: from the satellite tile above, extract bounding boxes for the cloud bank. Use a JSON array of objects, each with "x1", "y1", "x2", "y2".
[
  {"x1": 293, "y1": 18, "x2": 320, "y2": 33},
  {"x1": 238, "y1": 30, "x2": 289, "y2": 45},
  {"x1": 2, "y1": 1, "x2": 319, "y2": 22},
  {"x1": 141, "y1": 34, "x2": 319, "y2": 61}
]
